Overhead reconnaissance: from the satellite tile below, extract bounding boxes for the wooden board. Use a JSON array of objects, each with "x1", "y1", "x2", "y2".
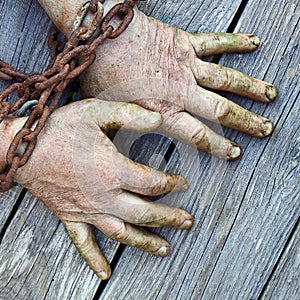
[
  {"x1": 261, "y1": 221, "x2": 300, "y2": 299},
  {"x1": 99, "y1": 0, "x2": 300, "y2": 299},
  {"x1": 0, "y1": 186, "x2": 23, "y2": 232},
  {"x1": 0, "y1": 0, "x2": 299, "y2": 299},
  {"x1": 0, "y1": 0, "x2": 51, "y2": 233},
  {"x1": 0, "y1": 193, "x2": 119, "y2": 299}
]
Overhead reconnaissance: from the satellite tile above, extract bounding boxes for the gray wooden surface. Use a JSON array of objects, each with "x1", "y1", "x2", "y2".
[{"x1": 0, "y1": 0, "x2": 299, "y2": 299}]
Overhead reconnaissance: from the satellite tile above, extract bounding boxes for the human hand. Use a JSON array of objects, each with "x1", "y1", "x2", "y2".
[
  {"x1": 39, "y1": 0, "x2": 277, "y2": 160},
  {"x1": 0, "y1": 99, "x2": 193, "y2": 280}
]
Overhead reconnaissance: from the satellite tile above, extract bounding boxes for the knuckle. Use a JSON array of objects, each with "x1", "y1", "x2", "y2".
[
  {"x1": 110, "y1": 224, "x2": 130, "y2": 242},
  {"x1": 173, "y1": 28, "x2": 193, "y2": 62},
  {"x1": 191, "y1": 126, "x2": 206, "y2": 144},
  {"x1": 69, "y1": 228, "x2": 91, "y2": 250},
  {"x1": 214, "y1": 99, "x2": 231, "y2": 120}
]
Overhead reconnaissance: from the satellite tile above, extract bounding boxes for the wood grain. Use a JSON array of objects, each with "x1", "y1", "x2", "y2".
[
  {"x1": 0, "y1": 193, "x2": 119, "y2": 299},
  {"x1": 0, "y1": 0, "x2": 299, "y2": 299},
  {"x1": 100, "y1": 0, "x2": 300, "y2": 299},
  {"x1": 0, "y1": 0, "x2": 51, "y2": 232},
  {"x1": 261, "y1": 221, "x2": 300, "y2": 299},
  {"x1": 0, "y1": 186, "x2": 22, "y2": 232}
]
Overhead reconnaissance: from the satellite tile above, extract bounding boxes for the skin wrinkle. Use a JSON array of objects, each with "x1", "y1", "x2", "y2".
[
  {"x1": 0, "y1": 0, "x2": 276, "y2": 278},
  {"x1": 1, "y1": 97, "x2": 192, "y2": 238}
]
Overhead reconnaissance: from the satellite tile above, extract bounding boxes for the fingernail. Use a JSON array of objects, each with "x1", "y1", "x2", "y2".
[
  {"x1": 157, "y1": 246, "x2": 168, "y2": 256},
  {"x1": 172, "y1": 176, "x2": 189, "y2": 192},
  {"x1": 261, "y1": 121, "x2": 274, "y2": 137},
  {"x1": 180, "y1": 220, "x2": 193, "y2": 230},
  {"x1": 250, "y1": 35, "x2": 260, "y2": 47},
  {"x1": 229, "y1": 145, "x2": 241, "y2": 160},
  {"x1": 98, "y1": 271, "x2": 109, "y2": 280},
  {"x1": 179, "y1": 177, "x2": 190, "y2": 190},
  {"x1": 266, "y1": 85, "x2": 277, "y2": 102},
  {"x1": 148, "y1": 112, "x2": 162, "y2": 126}
]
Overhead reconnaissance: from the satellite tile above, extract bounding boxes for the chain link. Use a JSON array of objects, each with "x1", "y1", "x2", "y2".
[{"x1": 0, "y1": 0, "x2": 144, "y2": 192}]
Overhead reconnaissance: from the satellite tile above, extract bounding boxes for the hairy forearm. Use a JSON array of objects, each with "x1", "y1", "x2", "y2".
[{"x1": 38, "y1": 0, "x2": 125, "y2": 37}]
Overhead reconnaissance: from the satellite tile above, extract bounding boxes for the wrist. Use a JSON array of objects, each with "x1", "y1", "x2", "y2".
[
  {"x1": 38, "y1": 0, "x2": 126, "y2": 37},
  {"x1": 0, "y1": 118, "x2": 27, "y2": 172}
]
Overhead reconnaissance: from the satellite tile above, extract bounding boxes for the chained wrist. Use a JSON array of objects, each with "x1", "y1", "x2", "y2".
[
  {"x1": 0, "y1": 121, "x2": 10, "y2": 173},
  {"x1": 0, "y1": 0, "x2": 141, "y2": 191},
  {"x1": 0, "y1": 118, "x2": 26, "y2": 173},
  {"x1": 38, "y1": 0, "x2": 139, "y2": 37}
]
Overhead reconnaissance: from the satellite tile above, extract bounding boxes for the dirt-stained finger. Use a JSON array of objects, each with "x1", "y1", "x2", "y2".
[
  {"x1": 115, "y1": 153, "x2": 189, "y2": 196},
  {"x1": 159, "y1": 111, "x2": 241, "y2": 160},
  {"x1": 97, "y1": 100, "x2": 163, "y2": 133},
  {"x1": 106, "y1": 191, "x2": 194, "y2": 229},
  {"x1": 192, "y1": 60, "x2": 277, "y2": 103},
  {"x1": 188, "y1": 32, "x2": 260, "y2": 57},
  {"x1": 185, "y1": 86, "x2": 274, "y2": 138},
  {"x1": 64, "y1": 221, "x2": 111, "y2": 280},
  {"x1": 92, "y1": 214, "x2": 171, "y2": 257}
]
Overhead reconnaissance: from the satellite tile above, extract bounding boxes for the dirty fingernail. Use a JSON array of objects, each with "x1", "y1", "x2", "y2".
[
  {"x1": 171, "y1": 176, "x2": 189, "y2": 192},
  {"x1": 148, "y1": 112, "x2": 162, "y2": 125},
  {"x1": 266, "y1": 85, "x2": 277, "y2": 102},
  {"x1": 98, "y1": 271, "x2": 109, "y2": 280},
  {"x1": 157, "y1": 246, "x2": 169, "y2": 256},
  {"x1": 180, "y1": 219, "x2": 193, "y2": 230},
  {"x1": 179, "y1": 177, "x2": 189, "y2": 190},
  {"x1": 250, "y1": 35, "x2": 260, "y2": 47},
  {"x1": 229, "y1": 145, "x2": 241, "y2": 160},
  {"x1": 261, "y1": 121, "x2": 274, "y2": 137}
]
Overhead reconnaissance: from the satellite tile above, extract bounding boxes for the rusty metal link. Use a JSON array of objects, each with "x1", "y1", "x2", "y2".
[
  {"x1": 101, "y1": 3, "x2": 134, "y2": 39},
  {"x1": 0, "y1": 0, "x2": 141, "y2": 192},
  {"x1": 0, "y1": 60, "x2": 30, "y2": 82},
  {"x1": 100, "y1": 0, "x2": 145, "y2": 39},
  {"x1": 0, "y1": 102, "x2": 10, "y2": 121},
  {"x1": 48, "y1": 25, "x2": 67, "y2": 65}
]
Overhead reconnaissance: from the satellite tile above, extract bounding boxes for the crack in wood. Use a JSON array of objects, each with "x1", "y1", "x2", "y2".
[
  {"x1": 258, "y1": 216, "x2": 300, "y2": 300},
  {"x1": 0, "y1": 188, "x2": 27, "y2": 244}
]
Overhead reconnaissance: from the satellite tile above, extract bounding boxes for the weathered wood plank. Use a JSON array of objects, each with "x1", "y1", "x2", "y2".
[
  {"x1": 1, "y1": 0, "x2": 298, "y2": 299},
  {"x1": 0, "y1": 193, "x2": 119, "y2": 299},
  {"x1": 138, "y1": 0, "x2": 242, "y2": 32},
  {"x1": 0, "y1": 0, "x2": 51, "y2": 239},
  {"x1": 0, "y1": 186, "x2": 23, "y2": 232},
  {"x1": 99, "y1": 0, "x2": 300, "y2": 299},
  {"x1": 200, "y1": 1, "x2": 300, "y2": 298},
  {"x1": 261, "y1": 221, "x2": 300, "y2": 299}
]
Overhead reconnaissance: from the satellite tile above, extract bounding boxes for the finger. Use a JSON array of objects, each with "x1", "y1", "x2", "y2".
[
  {"x1": 192, "y1": 60, "x2": 277, "y2": 103},
  {"x1": 92, "y1": 100, "x2": 163, "y2": 132},
  {"x1": 159, "y1": 111, "x2": 241, "y2": 160},
  {"x1": 64, "y1": 221, "x2": 111, "y2": 280},
  {"x1": 109, "y1": 191, "x2": 194, "y2": 228},
  {"x1": 188, "y1": 33, "x2": 260, "y2": 57},
  {"x1": 186, "y1": 86, "x2": 274, "y2": 138},
  {"x1": 115, "y1": 153, "x2": 189, "y2": 196},
  {"x1": 92, "y1": 214, "x2": 171, "y2": 257}
]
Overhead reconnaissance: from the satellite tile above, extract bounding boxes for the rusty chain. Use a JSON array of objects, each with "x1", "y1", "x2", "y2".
[{"x1": 0, "y1": 0, "x2": 144, "y2": 192}]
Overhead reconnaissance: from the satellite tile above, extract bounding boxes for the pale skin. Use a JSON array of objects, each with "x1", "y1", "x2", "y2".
[
  {"x1": 0, "y1": 0, "x2": 278, "y2": 279},
  {"x1": 0, "y1": 100, "x2": 193, "y2": 280},
  {"x1": 39, "y1": 0, "x2": 277, "y2": 160}
]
